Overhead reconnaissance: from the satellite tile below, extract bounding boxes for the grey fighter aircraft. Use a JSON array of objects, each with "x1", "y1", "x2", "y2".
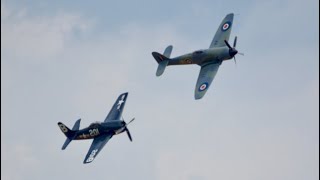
[
  {"x1": 152, "y1": 13, "x2": 243, "y2": 99},
  {"x1": 58, "y1": 92, "x2": 134, "y2": 164}
]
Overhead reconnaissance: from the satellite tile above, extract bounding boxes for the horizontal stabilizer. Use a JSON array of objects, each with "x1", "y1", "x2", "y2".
[
  {"x1": 62, "y1": 138, "x2": 72, "y2": 150},
  {"x1": 59, "y1": 119, "x2": 81, "y2": 150},
  {"x1": 58, "y1": 122, "x2": 77, "y2": 150},
  {"x1": 72, "y1": 119, "x2": 81, "y2": 131},
  {"x1": 152, "y1": 47, "x2": 173, "y2": 77},
  {"x1": 163, "y1": 45, "x2": 173, "y2": 58},
  {"x1": 156, "y1": 60, "x2": 169, "y2": 76}
]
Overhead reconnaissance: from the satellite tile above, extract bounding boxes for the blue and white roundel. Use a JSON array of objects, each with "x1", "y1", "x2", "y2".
[
  {"x1": 199, "y1": 83, "x2": 208, "y2": 91},
  {"x1": 221, "y1": 21, "x2": 231, "y2": 31}
]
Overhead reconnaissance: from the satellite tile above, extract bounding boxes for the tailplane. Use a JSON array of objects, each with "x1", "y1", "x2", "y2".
[
  {"x1": 58, "y1": 119, "x2": 81, "y2": 150},
  {"x1": 152, "y1": 45, "x2": 173, "y2": 76}
]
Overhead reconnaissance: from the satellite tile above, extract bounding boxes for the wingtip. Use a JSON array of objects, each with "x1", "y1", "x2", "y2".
[
  {"x1": 156, "y1": 72, "x2": 163, "y2": 77},
  {"x1": 83, "y1": 159, "x2": 93, "y2": 164},
  {"x1": 195, "y1": 90, "x2": 207, "y2": 100},
  {"x1": 225, "y1": 13, "x2": 234, "y2": 18},
  {"x1": 194, "y1": 96, "x2": 203, "y2": 100},
  {"x1": 194, "y1": 93, "x2": 204, "y2": 100},
  {"x1": 121, "y1": 92, "x2": 129, "y2": 96}
]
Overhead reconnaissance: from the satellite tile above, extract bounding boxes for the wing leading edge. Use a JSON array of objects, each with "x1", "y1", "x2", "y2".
[
  {"x1": 209, "y1": 13, "x2": 234, "y2": 48},
  {"x1": 104, "y1": 92, "x2": 128, "y2": 122},
  {"x1": 194, "y1": 63, "x2": 220, "y2": 100},
  {"x1": 83, "y1": 133, "x2": 113, "y2": 164}
]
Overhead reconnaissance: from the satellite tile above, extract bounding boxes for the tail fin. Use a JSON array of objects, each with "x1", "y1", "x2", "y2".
[
  {"x1": 72, "y1": 119, "x2": 81, "y2": 131},
  {"x1": 152, "y1": 45, "x2": 173, "y2": 76},
  {"x1": 163, "y1": 45, "x2": 173, "y2": 58},
  {"x1": 58, "y1": 119, "x2": 80, "y2": 150}
]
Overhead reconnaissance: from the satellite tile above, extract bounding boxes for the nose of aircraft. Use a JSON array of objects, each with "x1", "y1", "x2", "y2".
[{"x1": 230, "y1": 48, "x2": 238, "y2": 57}]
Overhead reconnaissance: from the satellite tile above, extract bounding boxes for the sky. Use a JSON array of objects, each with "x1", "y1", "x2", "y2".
[{"x1": 1, "y1": 0, "x2": 319, "y2": 180}]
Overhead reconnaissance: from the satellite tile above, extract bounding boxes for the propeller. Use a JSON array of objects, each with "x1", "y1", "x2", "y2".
[
  {"x1": 224, "y1": 36, "x2": 244, "y2": 65},
  {"x1": 233, "y1": 37, "x2": 237, "y2": 65},
  {"x1": 124, "y1": 127, "x2": 132, "y2": 141},
  {"x1": 126, "y1": 118, "x2": 135, "y2": 125},
  {"x1": 233, "y1": 36, "x2": 237, "y2": 48},
  {"x1": 224, "y1": 39, "x2": 232, "y2": 49},
  {"x1": 122, "y1": 117, "x2": 135, "y2": 142}
]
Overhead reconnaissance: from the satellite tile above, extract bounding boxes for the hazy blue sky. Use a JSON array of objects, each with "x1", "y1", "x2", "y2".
[{"x1": 1, "y1": 0, "x2": 319, "y2": 180}]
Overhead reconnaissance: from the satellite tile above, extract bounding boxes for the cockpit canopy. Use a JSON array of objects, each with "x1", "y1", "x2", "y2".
[
  {"x1": 193, "y1": 50, "x2": 204, "y2": 55},
  {"x1": 89, "y1": 121, "x2": 101, "y2": 128}
]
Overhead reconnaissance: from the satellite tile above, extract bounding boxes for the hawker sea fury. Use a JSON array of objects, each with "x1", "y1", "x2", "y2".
[
  {"x1": 152, "y1": 13, "x2": 243, "y2": 99},
  {"x1": 58, "y1": 92, "x2": 135, "y2": 164}
]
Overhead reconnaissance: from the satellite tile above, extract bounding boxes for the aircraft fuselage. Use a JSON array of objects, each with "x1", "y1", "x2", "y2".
[
  {"x1": 74, "y1": 121, "x2": 125, "y2": 140},
  {"x1": 168, "y1": 47, "x2": 232, "y2": 66}
]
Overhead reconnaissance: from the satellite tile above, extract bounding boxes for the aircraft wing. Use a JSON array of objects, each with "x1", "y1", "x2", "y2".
[
  {"x1": 83, "y1": 133, "x2": 113, "y2": 164},
  {"x1": 209, "y1": 13, "x2": 234, "y2": 48},
  {"x1": 194, "y1": 63, "x2": 220, "y2": 99},
  {"x1": 104, "y1": 92, "x2": 128, "y2": 122}
]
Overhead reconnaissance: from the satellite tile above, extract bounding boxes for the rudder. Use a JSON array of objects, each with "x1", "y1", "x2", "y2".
[{"x1": 58, "y1": 122, "x2": 74, "y2": 138}]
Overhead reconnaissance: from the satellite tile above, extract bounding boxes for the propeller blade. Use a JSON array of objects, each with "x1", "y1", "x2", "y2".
[
  {"x1": 224, "y1": 40, "x2": 232, "y2": 49},
  {"x1": 233, "y1": 57, "x2": 237, "y2": 65},
  {"x1": 126, "y1": 118, "x2": 135, "y2": 126},
  {"x1": 233, "y1": 36, "x2": 237, "y2": 48},
  {"x1": 125, "y1": 128, "x2": 132, "y2": 141},
  {"x1": 238, "y1": 52, "x2": 244, "y2": 56}
]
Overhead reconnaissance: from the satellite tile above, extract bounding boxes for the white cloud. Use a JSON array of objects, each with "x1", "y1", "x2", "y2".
[
  {"x1": 1, "y1": 142, "x2": 40, "y2": 180},
  {"x1": 1, "y1": 5, "x2": 92, "y2": 60}
]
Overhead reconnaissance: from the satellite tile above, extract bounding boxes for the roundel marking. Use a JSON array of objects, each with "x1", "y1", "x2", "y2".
[
  {"x1": 199, "y1": 82, "x2": 208, "y2": 91},
  {"x1": 184, "y1": 58, "x2": 192, "y2": 64},
  {"x1": 221, "y1": 21, "x2": 231, "y2": 31}
]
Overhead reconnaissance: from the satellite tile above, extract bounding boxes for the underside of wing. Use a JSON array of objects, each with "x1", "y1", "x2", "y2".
[
  {"x1": 83, "y1": 133, "x2": 113, "y2": 164},
  {"x1": 104, "y1": 92, "x2": 128, "y2": 122},
  {"x1": 209, "y1": 13, "x2": 234, "y2": 48},
  {"x1": 194, "y1": 63, "x2": 220, "y2": 100}
]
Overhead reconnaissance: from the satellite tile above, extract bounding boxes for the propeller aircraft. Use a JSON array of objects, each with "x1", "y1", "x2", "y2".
[
  {"x1": 57, "y1": 92, "x2": 134, "y2": 164},
  {"x1": 152, "y1": 13, "x2": 243, "y2": 99}
]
